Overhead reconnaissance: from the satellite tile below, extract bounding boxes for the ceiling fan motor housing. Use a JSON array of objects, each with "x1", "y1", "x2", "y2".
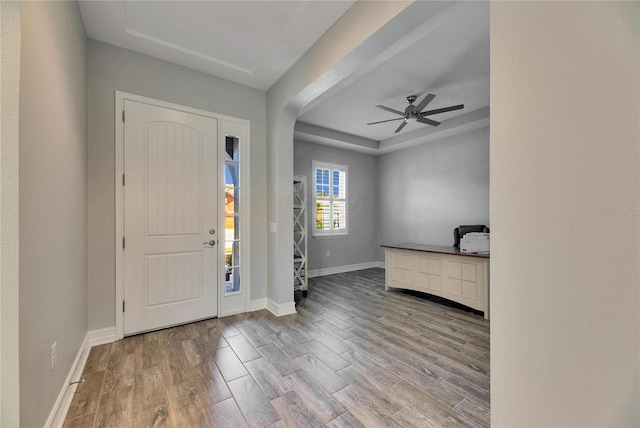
[{"x1": 405, "y1": 95, "x2": 418, "y2": 118}]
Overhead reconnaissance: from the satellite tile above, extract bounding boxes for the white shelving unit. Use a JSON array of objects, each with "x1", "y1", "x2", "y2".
[{"x1": 293, "y1": 176, "x2": 308, "y2": 296}]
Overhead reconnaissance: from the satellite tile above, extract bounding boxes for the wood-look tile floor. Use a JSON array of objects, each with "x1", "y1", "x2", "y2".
[{"x1": 64, "y1": 268, "x2": 490, "y2": 428}]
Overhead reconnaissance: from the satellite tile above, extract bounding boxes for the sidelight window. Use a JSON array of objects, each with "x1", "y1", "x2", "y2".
[{"x1": 225, "y1": 136, "x2": 241, "y2": 294}]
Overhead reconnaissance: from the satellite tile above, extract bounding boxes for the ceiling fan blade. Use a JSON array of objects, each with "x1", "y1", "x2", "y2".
[
  {"x1": 375, "y1": 105, "x2": 404, "y2": 116},
  {"x1": 394, "y1": 121, "x2": 408, "y2": 133},
  {"x1": 420, "y1": 104, "x2": 464, "y2": 116},
  {"x1": 414, "y1": 93, "x2": 436, "y2": 113},
  {"x1": 417, "y1": 117, "x2": 441, "y2": 126},
  {"x1": 366, "y1": 118, "x2": 404, "y2": 125}
]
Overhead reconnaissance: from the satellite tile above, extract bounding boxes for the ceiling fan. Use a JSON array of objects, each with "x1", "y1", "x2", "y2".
[{"x1": 366, "y1": 93, "x2": 464, "y2": 133}]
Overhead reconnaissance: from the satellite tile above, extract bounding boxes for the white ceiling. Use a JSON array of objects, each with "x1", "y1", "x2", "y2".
[
  {"x1": 298, "y1": 2, "x2": 489, "y2": 140},
  {"x1": 79, "y1": 1, "x2": 489, "y2": 155},
  {"x1": 78, "y1": 1, "x2": 355, "y2": 91},
  {"x1": 295, "y1": 1, "x2": 490, "y2": 154}
]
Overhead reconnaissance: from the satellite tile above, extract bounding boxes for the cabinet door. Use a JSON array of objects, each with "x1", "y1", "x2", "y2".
[
  {"x1": 446, "y1": 261, "x2": 480, "y2": 303},
  {"x1": 389, "y1": 251, "x2": 414, "y2": 288},
  {"x1": 415, "y1": 256, "x2": 442, "y2": 292}
]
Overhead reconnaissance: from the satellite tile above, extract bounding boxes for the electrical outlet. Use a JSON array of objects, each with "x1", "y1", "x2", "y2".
[
  {"x1": 326, "y1": 250, "x2": 331, "y2": 257},
  {"x1": 51, "y1": 341, "x2": 57, "y2": 371}
]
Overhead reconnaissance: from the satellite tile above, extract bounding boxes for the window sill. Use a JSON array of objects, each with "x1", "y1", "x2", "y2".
[{"x1": 312, "y1": 233, "x2": 349, "y2": 239}]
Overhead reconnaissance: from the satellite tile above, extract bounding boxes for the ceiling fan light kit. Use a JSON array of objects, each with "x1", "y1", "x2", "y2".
[{"x1": 366, "y1": 92, "x2": 464, "y2": 133}]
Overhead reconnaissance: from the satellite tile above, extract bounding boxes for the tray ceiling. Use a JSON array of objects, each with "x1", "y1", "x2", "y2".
[{"x1": 296, "y1": 1, "x2": 490, "y2": 153}]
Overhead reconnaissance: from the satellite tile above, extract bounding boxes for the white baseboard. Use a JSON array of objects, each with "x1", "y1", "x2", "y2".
[
  {"x1": 88, "y1": 327, "x2": 116, "y2": 347},
  {"x1": 45, "y1": 327, "x2": 116, "y2": 428},
  {"x1": 220, "y1": 308, "x2": 248, "y2": 317},
  {"x1": 250, "y1": 298, "x2": 267, "y2": 311},
  {"x1": 266, "y1": 298, "x2": 297, "y2": 317},
  {"x1": 308, "y1": 261, "x2": 385, "y2": 278},
  {"x1": 45, "y1": 334, "x2": 90, "y2": 428}
]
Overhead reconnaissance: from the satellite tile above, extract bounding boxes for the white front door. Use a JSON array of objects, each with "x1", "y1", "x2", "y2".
[{"x1": 123, "y1": 100, "x2": 218, "y2": 335}]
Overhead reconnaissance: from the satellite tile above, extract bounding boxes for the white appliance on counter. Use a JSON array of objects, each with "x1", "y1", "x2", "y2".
[{"x1": 460, "y1": 232, "x2": 490, "y2": 253}]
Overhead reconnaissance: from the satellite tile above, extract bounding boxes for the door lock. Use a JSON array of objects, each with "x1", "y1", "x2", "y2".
[
  {"x1": 203, "y1": 240, "x2": 216, "y2": 246},
  {"x1": 209, "y1": 229, "x2": 216, "y2": 235}
]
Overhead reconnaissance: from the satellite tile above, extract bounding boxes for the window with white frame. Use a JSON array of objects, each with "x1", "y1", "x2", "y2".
[{"x1": 313, "y1": 161, "x2": 348, "y2": 236}]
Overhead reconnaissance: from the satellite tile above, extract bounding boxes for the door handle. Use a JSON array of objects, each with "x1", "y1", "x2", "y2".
[{"x1": 203, "y1": 240, "x2": 216, "y2": 246}]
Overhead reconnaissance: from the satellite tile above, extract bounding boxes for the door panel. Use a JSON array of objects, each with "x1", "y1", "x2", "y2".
[
  {"x1": 124, "y1": 100, "x2": 218, "y2": 335},
  {"x1": 145, "y1": 252, "x2": 202, "y2": 306},
  {"x1": 145, "y1": 123, "x2": 203, "y2": 236}
]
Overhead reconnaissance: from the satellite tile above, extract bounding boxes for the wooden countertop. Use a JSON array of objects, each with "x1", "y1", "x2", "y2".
[{"x1": 381, "y1": 242, "x2": 490, "y2": 259}]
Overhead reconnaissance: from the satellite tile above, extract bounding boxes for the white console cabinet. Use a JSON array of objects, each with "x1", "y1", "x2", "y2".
[{"x1": 383, "y1": 243, "x2": 490, "y2": 320}]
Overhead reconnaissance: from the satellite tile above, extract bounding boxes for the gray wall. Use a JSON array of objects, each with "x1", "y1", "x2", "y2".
[
  {"x1": 491, "y1": 2, "x2": 639, "y2": 425},
  {"x1": 87, "y1": 41, "x2": 268, "y2": 330},
  {"x1": 377, "y1": 127, "x2": 490, "y2": 260},
  {"x1": 294, "y1": 127, "x2": 490, "y2": 270},
  {"x1": 294, "y1": 140, "x2": 378, "y2": 272},
  {"x1": 1, "y1": 2, "x2": 21, "y2": 426},
  {"x1": 19, "y1": 2, "x2": 88, "y2": 426},
  {"x1": 266, "y1": 1, "x2": 414, "y2": 306}
]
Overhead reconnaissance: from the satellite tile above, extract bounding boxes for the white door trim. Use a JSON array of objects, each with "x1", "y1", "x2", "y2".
[{"x1": 115, "y1": 91, "x2": 251, "y2": 340}]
